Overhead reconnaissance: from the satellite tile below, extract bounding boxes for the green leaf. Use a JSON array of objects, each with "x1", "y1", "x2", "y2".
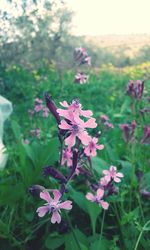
[
  {"x1": 45, "y1": 235, "x2": 65, "y2": 249},
  {"x1": 92, "y1": 157, "x2": 108, "y2": 176},
  {"x1": 23, "y1": 137, "x2": 59, "y2": 168},
  {"x1": 70, "y1": 189, "x2": 87, "y2": 213},
  {"x1": 85, "y1": 199, "x2": 101, "y2": 234},
  {"x1": 90, "y1": 237, "x2": 111, "y2": 250}
]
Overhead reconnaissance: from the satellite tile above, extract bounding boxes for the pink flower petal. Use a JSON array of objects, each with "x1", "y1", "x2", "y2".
[
  {"x1": 103, "y1": 170, "x2": 110, "y2": 175},
  {"x1": 84, "y1": 146, "x2": 91, "y2": 156},
  {"x1": 60, "y1": 101, "x2": 69, "y2": 107},
  {"x1": 40, "y1": 191, "x2": 52, "y2": 203},
  {"x1": 59, "y1": 201, "x2": 72, "y2": 210},
  {"x1": 96, "y1": 144, "x2": 104, "y2": 150},
  {"x1": 116, "y1": 172, "x2": 124, "y2": 178},
  {"x1": 78, "y1": 131, "x2": 91, "y2": 145},
  {"x1": 51, "y1": 211, "x2": 61, "y2": 224},
  {"x1": 59, "y1": 120, "x2": 72, "y2": 130},
  {"x1": 91, "y1": 149, "x2": 97, "y2": 157},
  {"x1": 96, "y1": 189, "x2": 104, "y2": 200},
  {"x1": 110, "y1": 166, "x2": 117, "y2": 172},
  {"x1": 53, "y1": 190, "x2": 61, "y2": 202},
  {"x1": 114, "y1": 177, "x2": 121, "y2": 183},
  {"x1": 57, "y1": 109, "x2": 72, "y2": 120},
  {"x1": 65, "y1": 133, "x2": 76, "y2": 147},
  {"x1": 36, "y1": 206, "x2": 49, "y2": 217},
  {"x1": 100, "y1": 200, "x2": 109, "y2": 210},
  {"x1": 86, "y1": 192, "x2": 95, "y2": 201},
  {"x1": 80, "y1": 110, "x2": 93, "y2": 117},
  {"x1": 84, "y1": 118, "x2": 97, "y2": 128}
]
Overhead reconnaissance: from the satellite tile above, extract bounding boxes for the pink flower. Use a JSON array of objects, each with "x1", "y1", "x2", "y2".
[
  {"x1": 99, "y1": 176, "x2": 109, "y2": 187},
  {"x1": 35, "y1": 98, "x2": 43, "y2": 104},
  {"x1": 34, "y1": 104, "x2": 43, "y2": 112},
  {"x1": 23, "y1": 139, "x2": 30, "y2": 144},
  {"x1": 104, "y1": 122, "x2": 114, "y2": 129},
  {"x1": 43, "y1": 107, "x2": 49, "y2": 117},
  {"x1": 61, "y1": 148, "x2": 73, "y2": 167},
  {"x1": 103, "y1": 166, "x2": 124, "y2": 183},
  {"x1": 30, "y1": 128, "x2": 41, "y2": 138},
  {"x1": 57, "y1": 99, "x2": 93, "y2": 122},
  {"x1": 59, "y1": 117, "x2": 97, "y2": 148},
  {"x1": 100, "y1": 115, "x2": 109, "y2": 122},
  {"x1": 74, "y1": 73, "x2": 89, "y2": 84},
  {"x1": 36, "y1": 190, "x2": 72, "y2": 224},
  {"x1": 86, "y1": 188, "x2": 109, "y2": 210},
  {"x1": 84, "y1": 137, "x2": 104, "y2": 157}
]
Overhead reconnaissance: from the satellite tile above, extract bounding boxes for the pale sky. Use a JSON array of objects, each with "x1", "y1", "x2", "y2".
[{"x1": 66, "y1": 0, "x2": 150, "y2": 35}]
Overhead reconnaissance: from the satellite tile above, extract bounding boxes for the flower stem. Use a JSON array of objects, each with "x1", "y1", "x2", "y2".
[
  {"x1": 134, "y1": 219, "x2": 150, "y2": 250},
  {"x1": 98, "y1": 210, "x2": 105, "y2": 249}
]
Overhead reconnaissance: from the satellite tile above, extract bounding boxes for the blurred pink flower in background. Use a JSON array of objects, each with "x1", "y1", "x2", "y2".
[
  {"x1": 74, "y1": 73, "x2": 89, "y2": 84},
  {"x1": 84, "y1": 137, "x2": 104, "y2": 157}
]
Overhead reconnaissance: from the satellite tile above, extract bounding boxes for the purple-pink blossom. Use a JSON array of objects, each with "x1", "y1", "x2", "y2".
[
  {"x1": 36, "y1": 190, "x2": 72, "y2": 224},
  {"x1": 103, "y1": 166, "x2": 124, "y2": 183},
  {"x1": 43, "y1": 107, "x2": 49, "y2": 117},
  {"x1": 57, "y1": 99, "x2": 93, "y2": 122},
  {"x1": 84, "y1": 137, "x2": 104, "y2": 157},
  {"x1": 126, "y1": 80, "x2": 144, "y2": 99},
  {"x1": 74, "y1": 73, "x2": 89, "y2": 84},
  {"x1": 59, "y1": 117, "x2": 97, "y2": 148},
  {"x1": 61, "y1": 148, "x2": 73, "y2": 167},
  {"x1": 86, "y1": 188, "x2": 109, "y2": 210}
]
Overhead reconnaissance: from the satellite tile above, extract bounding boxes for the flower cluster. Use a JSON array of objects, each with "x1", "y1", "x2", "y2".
[
  {"x1": 126, "y1": 80, "x2": 144, "y2": 99},
  {"x1": 86, "y1": 166, "x2": 124, "y2": 209},
  {"x1": 73, "y1": 47, "x2": 91, "y2": 84},
  {"x1": 28, "y1": 98, "x2": 49, "y2": 118},
  {"x1": 74, "y1": 47, "x2": 91, "y2": 66}
]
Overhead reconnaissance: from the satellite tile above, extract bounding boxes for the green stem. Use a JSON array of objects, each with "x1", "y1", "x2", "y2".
[
  {"x1": 98, "y1": 210, "x2": 105, "y2": 249},
  {"x1": 134, "y1": 219, "x2": 150, "y2": 250}
]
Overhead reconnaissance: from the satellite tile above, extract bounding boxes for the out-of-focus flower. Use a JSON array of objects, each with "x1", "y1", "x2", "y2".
[
  {"x1": 74, "y1": 47, "x2": 91, "y2": 66},
  {"x1": 34, "y1": 104, "x2": 43, "y2": 112},
  {"x1": 23, "y1": 139, "x2": 30, "y2": 144},
  {"x1": 30, "y1": 128, "x2": 41, "y2": 138},
  {"x1": 34, "y1": 98, "x2": 43, "y2": 112},
  {"x1": 74, "y1": 73, "x2": 89, "y2": 84},
  {"x1": 61, "y1": 148, "x2": 73, "y2": 167},
  {"x1": 103, "y1": 166, "x2": 124, "y2": 183},
  {"x1": 99, "y1": 176, "x2": 110, "y2": 187},
  {"x1": 84, "y1": 137, "x2": 104, "y2": 157},
  {"x1": 86, "y1": 188, "x2": 109, "y2": 209},
  {"x1": 28, "y1": 109, "x2": 34, "y2": 118},
  {"x1": 104, "y1": 122, "x2": 114, "y2": 129},
  {"x1": 126, "y1": 80, "x2": 144, "y2": 99},
  {"x1": 120, "y1": 121, "x2": 136, "y2": 143},
  {"x1": 140, "y1": 126, "x2": 150, "y2": 144},
  {"x1": 36, "y1": 190, "x2": 72, "y2": 224},
  {"x1": 35, "y1": 98, "x2": 43, "y2": 104},
  {"x1": 100, "y1": 115, "x2": 109, "y2": 122},
  {"x1": 43, "y1": 107, "x2": 49, "y2": 117}
]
